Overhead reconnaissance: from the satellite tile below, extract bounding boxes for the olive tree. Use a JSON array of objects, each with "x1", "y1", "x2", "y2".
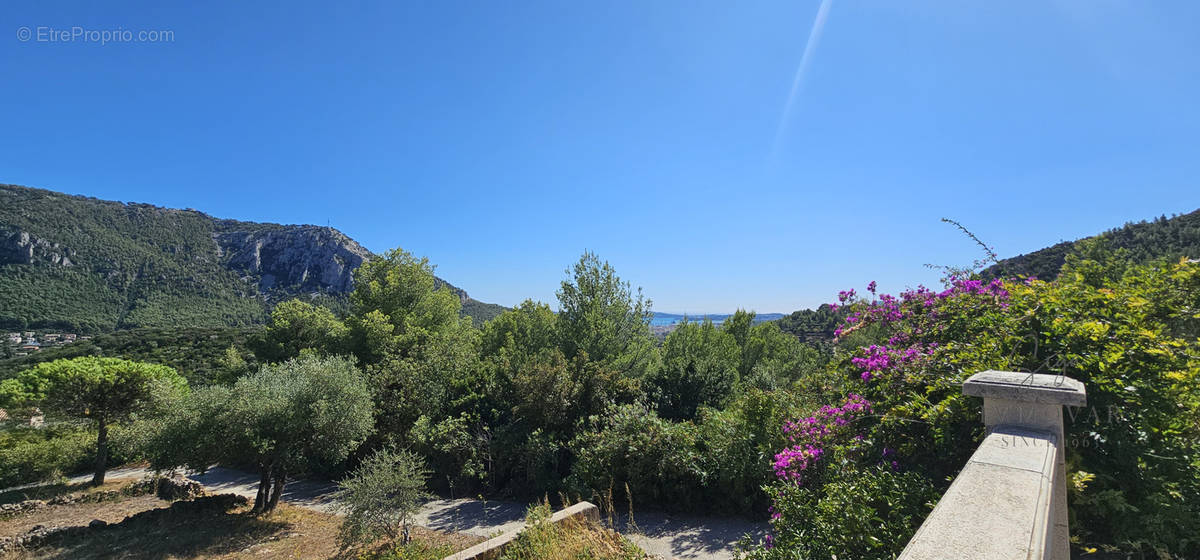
[
  {"x1": 141, "y1": 354, "x2": 374, "y2": 512},
  {"x1": 333, "y1": 446, "x2": 432, "y2": 548},
  {"x1": 0, "y1": 357, "x2": 185, "y2": 485}
]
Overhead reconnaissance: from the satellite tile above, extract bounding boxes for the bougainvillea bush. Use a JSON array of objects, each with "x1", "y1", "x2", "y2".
[{"x1": 744, "y1": 242, "x2": 1200, "y2": 559}]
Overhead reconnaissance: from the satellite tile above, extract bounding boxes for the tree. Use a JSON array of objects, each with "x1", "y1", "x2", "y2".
[
  {"x1": 250, "y1": 299, "x2": 348, "y2": 363},
  {"x1": 722, "y1": 309, "x2": 755, "y2": 352},
  {"x1": 141, "y1": 355, "x2": 374, "y2": 512},
  {"x1": 555, "y1": 251, "x2": 657, "y2": 377},
  {"x1": 346, "y1": 248, "x2": 479, "y2": 443},
  {"x1": 737, "y1": 321, "x2": 826, "y2": 390},
  {"x1": 333, "y1": 446, "x2": 432, "y2": 548},
  {"x1": 348, "y1": 248, "x2": 464, "y2": 364},
  {"x1": 216, "y1": 344, "x2": 252, "y2": 383},
  {"x1": 480, "y1": 300, "x2": 559, "y2": 363},
  {"x1": 2, "y1": 357, "x2": 185, "y2": 485},
  {"x1": 368, "y1": 323, "x2": 480, "y2": 439},
  {"x1": 479, "y1": 300, "x2": 563, "y2": 424},
  {"x1": 649, "y1": 318, "x2": 739, "y2": 420}
]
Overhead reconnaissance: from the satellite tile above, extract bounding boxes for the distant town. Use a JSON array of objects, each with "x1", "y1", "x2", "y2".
[{"x1": 3, "y1": 331, "x2": 91, "y2": 358}]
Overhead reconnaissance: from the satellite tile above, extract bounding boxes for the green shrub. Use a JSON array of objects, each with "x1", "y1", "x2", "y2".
[
  {"x1": 648, "y1": 319, "x2": 739, "y2": 420},
  {"x1": 751, "y1": 246, "x2": 1200, "y2": 559},
  {"x1": 409, "y1": 413, "x2": 488, "y2": 493},
  {"x1": 569, "y1": 405, "x2": 702, "y2": 509},
  {"x1": 334, "y1": 447, "x2": 432, "y2": 549},
  {"x1": 499, "y1": 503, "x2": 646, "y2": 560},
  {"x1": 743, "y1": 461, "x2": 939, "y2": 559},
  {"x1": 0, "y1": 424, "x2": 142, "y2": 487},
  {"x1": 693, "y1": 389, "x2": 818, "y2": 514},
  {"x1": 366, "y1": 541, "x2": 454, "y2": 560}
]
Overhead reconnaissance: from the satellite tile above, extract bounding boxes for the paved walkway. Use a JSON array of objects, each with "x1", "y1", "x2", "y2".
[{"x1": 48, "y1": 467, "x2": 765, "y2": 560}]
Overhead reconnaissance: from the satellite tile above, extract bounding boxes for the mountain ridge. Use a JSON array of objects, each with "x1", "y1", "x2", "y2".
[
  {"x1": 0, "y1": 183, "x2": 506, "y2": 332},
  {"x1": 982, "y1": 208, "x2": 1200, "y2": 280}
]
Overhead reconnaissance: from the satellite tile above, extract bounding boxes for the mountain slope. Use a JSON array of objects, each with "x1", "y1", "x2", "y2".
[
  {"x1": 982, "y1": 209, "x2": 1200, "y2": 280},
  {"x1": 774, "y1": 209, "x2": 1199, "y2": 342},
  {"x1": 0, "y1": 184, "x2": 504, "y2": 332}
]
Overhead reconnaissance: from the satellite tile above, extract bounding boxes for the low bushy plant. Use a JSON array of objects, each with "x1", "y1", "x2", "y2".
[
  {"x1": 0, "y1": 424, "x2": 139, "y2": 488},
  {"x1": 499, "y1": 502, "x2": 646, "y2": 560},
  {"x1": 334, "y1": 446, "x2": 432, "y2": 549},
  {"x1": 0, "y1": 427, "x2": 93, "y2": 487},
  {"x1": 569, "y1": 405, "x2": 702, "y2": 508}
]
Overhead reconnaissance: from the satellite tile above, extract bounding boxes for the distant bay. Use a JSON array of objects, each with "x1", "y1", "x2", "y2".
[{"x1": 650, "y1": 312, "x2": 784, "y2": 327}]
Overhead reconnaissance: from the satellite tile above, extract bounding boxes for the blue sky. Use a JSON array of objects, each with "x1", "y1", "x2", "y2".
[{"x1": 3, "y1": 1, "x2": 1198, "y2": 313}]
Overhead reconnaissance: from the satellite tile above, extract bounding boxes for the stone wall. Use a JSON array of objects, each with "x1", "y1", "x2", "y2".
[{"x1": 898, "y1": 371, "x2": 1085, "y2": 560}]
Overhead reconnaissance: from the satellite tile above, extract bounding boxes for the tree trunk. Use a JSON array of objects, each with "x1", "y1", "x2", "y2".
[
  {"x1": 91, "y1": 418, "x2": 108, "y2": 486},
  {"x1": 266, "y1": 470, "x2": 286, "y2": 512},
  {"x1": 253, "y1": 465, "x2": 272, "y2": 512}
]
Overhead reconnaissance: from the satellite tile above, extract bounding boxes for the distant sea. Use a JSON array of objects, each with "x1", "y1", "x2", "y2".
[{"x1": 650, "y1": 312, "x2": 785, "y2": 327}]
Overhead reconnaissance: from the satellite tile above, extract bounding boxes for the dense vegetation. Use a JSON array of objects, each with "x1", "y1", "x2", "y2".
[
  {"x1": 983, "y1": 208, "x2": 1200, "y2": 280},
  {"x1": 0, "y1": 184, "x2": 270, "y2": 332},
  {"x1": 748, "y1": 241, "x2": 1199, "y2": 559},
  {"x1": 0, "y1": 356, "x2": 186, "y2": 485},
  {"x1": 773, "y1": 304, "x2": 843, "y2": 344},
  {"x1": 0, "y1": 184, "x2": 504, "y2": 333},
  {"x1": 137, "y1": 355, "x2": 374, "y2": 513},
  {"x1": 1, "y1": 218, "x2": 1196, "y2": 558},
  {"x1": 0, "y1": 327, "x2": 258, "y2": 385}
]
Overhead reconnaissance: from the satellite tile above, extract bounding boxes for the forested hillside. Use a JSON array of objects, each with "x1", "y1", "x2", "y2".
[
  {"x1": 982, "y1": 209, "x2": 1200, "y2": 279},
  {"x1": 0, "y1": 327, "x2": 256, "y2": 385},
  {"x1": 0, "y1": 184, "x2": 504, "y2": 332},
  {"x1": 775, "y1": 210, "x2": 1200, "y2": 340},
  {"x1": 774, "y1": 304, "x2": 844, "y2": 343}
]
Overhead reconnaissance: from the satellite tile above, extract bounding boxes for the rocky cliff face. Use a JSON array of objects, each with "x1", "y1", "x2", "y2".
[
  {"x1": 213, "y1": 224, "x2": 370, "y2": 294},
  {"x1": 212, "y1": 223, "x2": 472, "y2": 303},
  {"x1": 0, "y1": 228, "x2": 75, "y2": 267}
]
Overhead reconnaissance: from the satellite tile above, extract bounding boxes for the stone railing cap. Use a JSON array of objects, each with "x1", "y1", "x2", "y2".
[{"x1": 963, "y1": 370, "x2": 1086, "y2": 407}]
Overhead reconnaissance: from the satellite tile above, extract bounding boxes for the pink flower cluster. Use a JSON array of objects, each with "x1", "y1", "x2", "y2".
[
  {"x1": 774, "y1": 394, "x2": 872, "y2": 483},
  {"x1": 833, "y1": 277, "x2": 1011, "y2": 337},
  {"x1": 851, "y1": 343, "x2": 936, "y2": 381}
]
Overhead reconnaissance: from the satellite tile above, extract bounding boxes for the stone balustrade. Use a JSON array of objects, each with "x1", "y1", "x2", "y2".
[{"x1": 898, "y1": 370, "x2": 1086, "y2": 560}]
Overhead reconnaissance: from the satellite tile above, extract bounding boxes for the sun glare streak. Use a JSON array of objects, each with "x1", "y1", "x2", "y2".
[{"x1": 771, "y1": 0, "x2": 833, "y2": 159}]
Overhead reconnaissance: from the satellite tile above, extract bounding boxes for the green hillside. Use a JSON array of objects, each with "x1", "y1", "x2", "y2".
[
  {"x1": 776, "y1": 210, "x2": 1200, "y2": 340},
  {"x1": 0, "y1": 184, "x2": 505, "y2": 332},
  {"x1": 0, "y1": 327, "x2": 257, "y2": 385},
  {"x1": 983, "y1": 209, "x2": 1200, "y2": 279},
  {"x1": 0, "y1": 185, "x2": 269, "y2": 332}
]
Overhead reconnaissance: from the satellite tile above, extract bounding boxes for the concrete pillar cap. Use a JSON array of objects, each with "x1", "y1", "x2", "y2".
[{"x1": 963, "y1": 370, "x2": 1086, "y2": 407}]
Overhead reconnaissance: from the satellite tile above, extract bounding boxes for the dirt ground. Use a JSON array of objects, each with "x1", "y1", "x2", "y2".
[{"x1": 0, "y1": 478, "x2": 483, "y2": 560}]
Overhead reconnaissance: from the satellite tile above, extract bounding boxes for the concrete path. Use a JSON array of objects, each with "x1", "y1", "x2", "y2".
[
  {"x1": 617, "y1": 511, "x2": 766, "y2": 560},
  {"x1": 43, "y1": 467, "x2": 766, "y2": 560}
]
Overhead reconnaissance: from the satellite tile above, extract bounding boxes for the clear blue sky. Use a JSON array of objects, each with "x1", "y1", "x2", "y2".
[{"x1": 3, "y1": 2, "x2": 1198, "y2": 313}]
